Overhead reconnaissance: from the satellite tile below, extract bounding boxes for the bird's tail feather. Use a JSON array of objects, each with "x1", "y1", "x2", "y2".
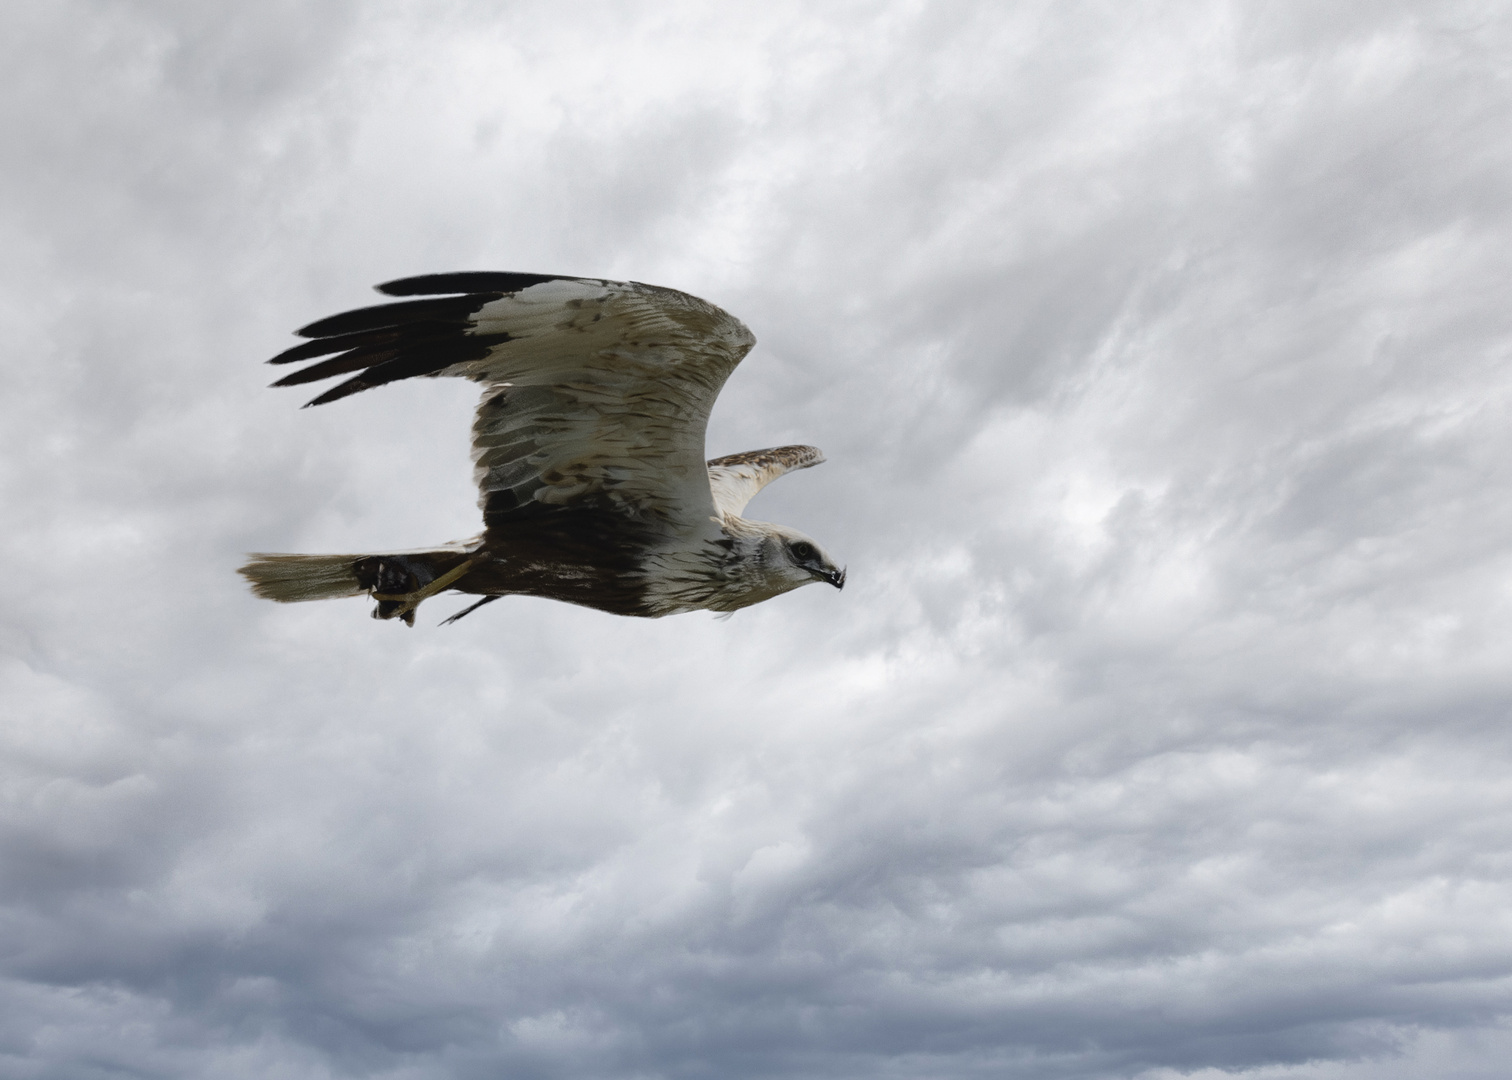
[
  {"x1": 238, "y1": 553, "x2": 367, "y2": 603},
  {"x1": 239, "y1": 547, "x2": 480, "y2": 626}
]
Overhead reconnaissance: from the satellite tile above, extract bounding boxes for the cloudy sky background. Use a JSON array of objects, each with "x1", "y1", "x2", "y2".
[{"x1": 4, "y1": 1, "x2": 1512, "y2": 1077}]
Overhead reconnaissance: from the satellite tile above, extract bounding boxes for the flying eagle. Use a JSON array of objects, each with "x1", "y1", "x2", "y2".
[{"x1": 239, "y1": 272, "x2": 844, "y2": 626}]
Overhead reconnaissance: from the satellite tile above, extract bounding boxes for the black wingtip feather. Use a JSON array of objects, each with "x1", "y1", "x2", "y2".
[
  {"x1": 376, "y1": 272, "x2": 574, "y2": 297},
  {"x1": 293, "y1": 332, "x2": 512, "y2": 405},
  {"x1": 297, "y1": 294, "x2": 504, "y2": 338},
  {"x1": 271, "y1": 348, "x2": 398, "y2": 388},
  {"x1": 273, "y1": 272, "x2": 570, "y2": 405},
  {"x1": 267, "y1": 328, "x2": 402, "y2": 365},
  {"x1": 303, "y1": 376, "x2": 374, "y2": 407}
]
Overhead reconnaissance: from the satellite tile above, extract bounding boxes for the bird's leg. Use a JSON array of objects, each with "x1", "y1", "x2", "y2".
[{"x1": 371, "y1": 558, "x2": 477, "y2": 621}]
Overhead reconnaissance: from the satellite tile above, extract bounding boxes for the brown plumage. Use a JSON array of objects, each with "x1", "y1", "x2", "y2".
[{"x1": 239, "y1": 273, "x2": 844, "y2": 625}]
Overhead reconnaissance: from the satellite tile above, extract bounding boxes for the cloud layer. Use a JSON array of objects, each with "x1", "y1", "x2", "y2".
[{"x1": 3, "y1": 2, "x2": 1512, "y2": 1077}]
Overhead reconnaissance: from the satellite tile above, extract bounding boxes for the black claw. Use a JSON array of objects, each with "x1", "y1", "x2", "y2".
[{"x1": 440, "y1": 595, "x2": 501, "y2": 626}]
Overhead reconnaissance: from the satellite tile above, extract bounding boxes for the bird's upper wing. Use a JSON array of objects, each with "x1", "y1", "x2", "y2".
[
  {"x1": 706, "y1": 445, "x2": 825, "y2": 519},
  {"x1": 268, "y1": 272, "x2": 756, "y2": 538}
]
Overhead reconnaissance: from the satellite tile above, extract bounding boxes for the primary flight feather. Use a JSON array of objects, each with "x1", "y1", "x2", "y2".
[{"x1": 239, "y1": 273, "x2": 845, "y2": 625}]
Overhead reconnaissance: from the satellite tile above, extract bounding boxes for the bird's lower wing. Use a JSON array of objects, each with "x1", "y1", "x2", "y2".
[{"x1": 707, "y1": 445, "x2": 826, "y2": 519}]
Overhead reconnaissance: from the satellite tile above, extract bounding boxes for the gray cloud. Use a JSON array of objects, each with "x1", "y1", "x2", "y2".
[{"x1": 3, "y1": 1, "x2": 1512, "y2": 1077}]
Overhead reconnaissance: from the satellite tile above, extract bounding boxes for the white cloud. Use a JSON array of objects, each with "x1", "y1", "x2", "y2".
[{"x1": 3, "y1": 0, "x2": 1512, "y2": 1076}]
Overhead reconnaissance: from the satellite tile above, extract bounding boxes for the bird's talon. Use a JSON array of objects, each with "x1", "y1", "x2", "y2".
[{"x1": 371, "y1": 558, "x2": 476, "y2": 620}]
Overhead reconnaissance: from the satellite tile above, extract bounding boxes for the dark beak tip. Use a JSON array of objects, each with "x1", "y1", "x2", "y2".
[{"x1": 831, "y1": 568, "x2": 846, "y2": 590}]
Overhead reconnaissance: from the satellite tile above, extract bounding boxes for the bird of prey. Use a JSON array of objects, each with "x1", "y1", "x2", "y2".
[{"x1": 239, "y1": 272, "x2": 845, "y2": 626}]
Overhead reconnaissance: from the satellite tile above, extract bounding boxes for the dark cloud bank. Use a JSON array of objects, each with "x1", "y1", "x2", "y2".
[{"x1": 3, "y1": 2, "x2": 1512, "y2": 1077}]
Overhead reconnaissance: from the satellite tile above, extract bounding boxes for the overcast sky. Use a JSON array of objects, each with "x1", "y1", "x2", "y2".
[{"x1": 3, "y1": 2, "x2": 1512, "y2": 1078}]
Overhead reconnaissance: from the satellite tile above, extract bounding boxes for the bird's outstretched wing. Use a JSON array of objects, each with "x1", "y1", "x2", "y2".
[
  {"x1": 268, "y1": 272, "x2": 757, "y2": 538},
  {"x1": 706, "y1": 445, "x2": 826, "y2": 519}
]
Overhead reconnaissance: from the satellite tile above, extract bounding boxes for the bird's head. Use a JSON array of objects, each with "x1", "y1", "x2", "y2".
[{"x1": 756, "y1": 524, "x2": 846, "y2": 592}]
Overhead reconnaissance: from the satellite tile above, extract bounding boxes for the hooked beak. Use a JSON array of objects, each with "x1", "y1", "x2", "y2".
[{"x1": 824, "y1": 566, "x2": 846, "y2": 590}]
